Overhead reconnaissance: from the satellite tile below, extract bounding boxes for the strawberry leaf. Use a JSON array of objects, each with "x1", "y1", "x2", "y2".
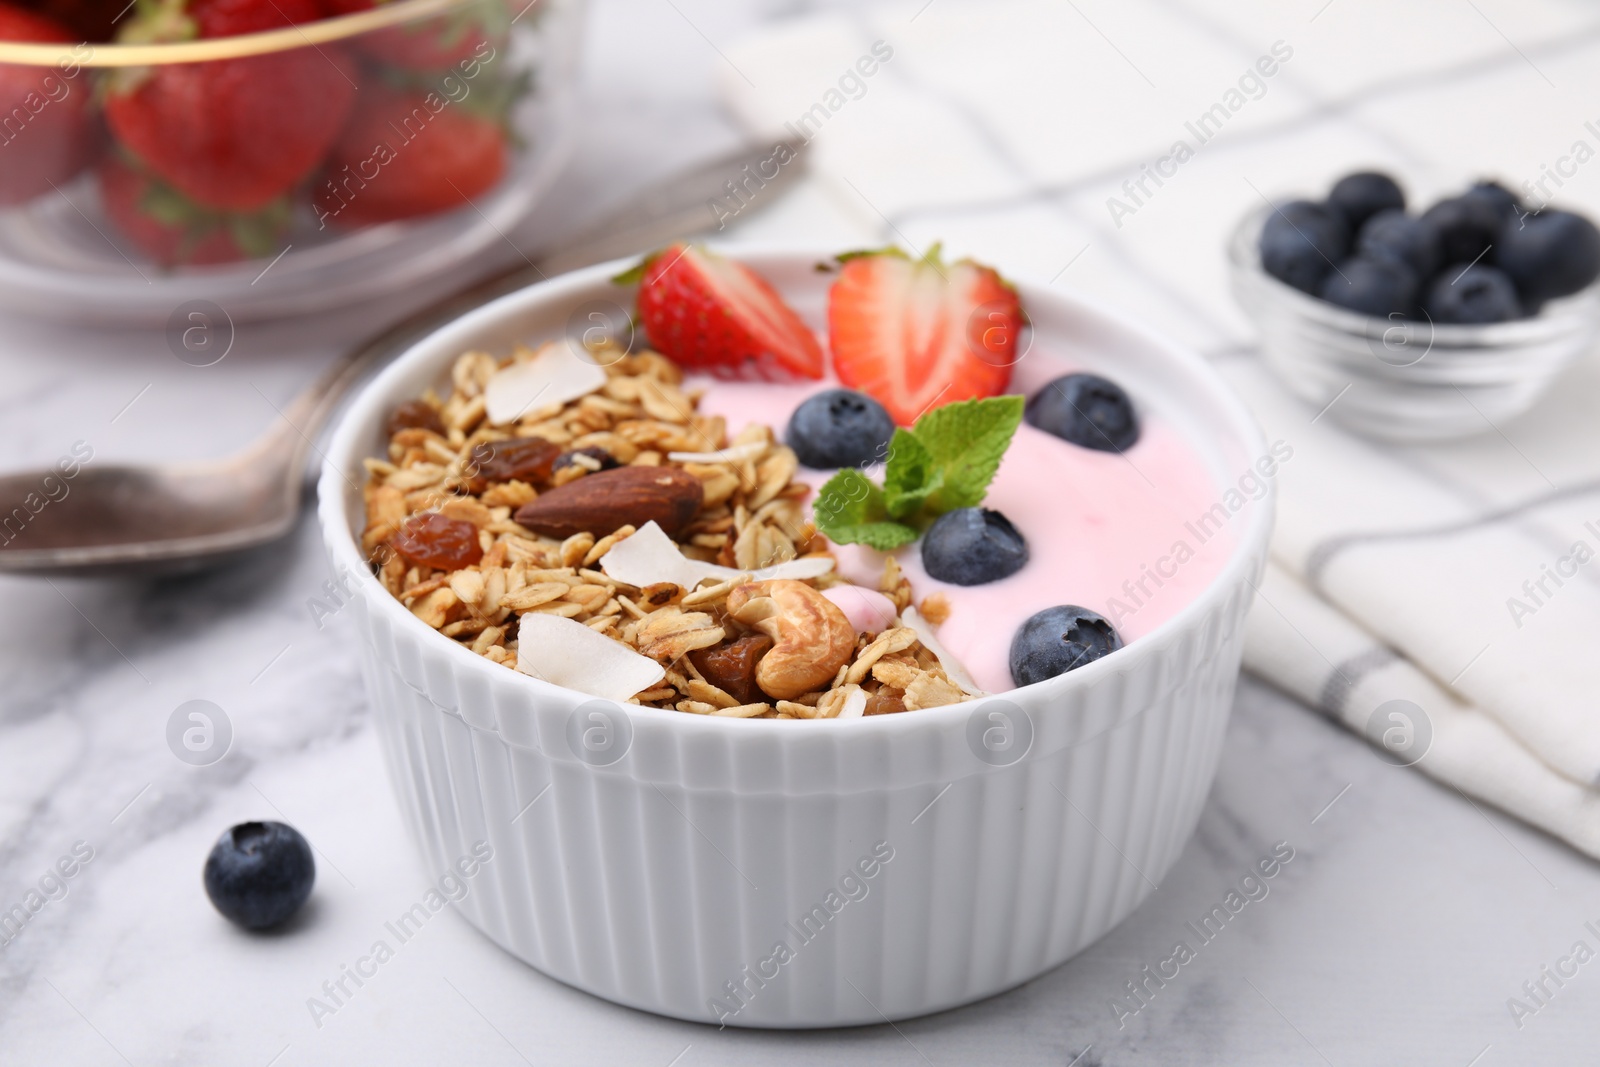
[
  {"x1": 813, "y1": 468, "x2": 919, "y2": 550},
  {"x1": 610, "y1": 256, "x2": 651, "y2": 286}
]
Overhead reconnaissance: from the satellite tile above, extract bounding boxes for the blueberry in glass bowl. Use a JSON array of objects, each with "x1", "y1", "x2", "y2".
[{"x1": 1231, "y1": 169, "x2": 1600, "y2": 441}]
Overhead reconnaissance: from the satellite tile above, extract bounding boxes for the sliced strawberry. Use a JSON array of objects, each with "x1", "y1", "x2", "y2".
[
  {"x1": 632, "y1": 243, "x2": 824, "y2": 381},
  {"x1": 828, "y1": 246, "x2": 1022, "y2": 425}
]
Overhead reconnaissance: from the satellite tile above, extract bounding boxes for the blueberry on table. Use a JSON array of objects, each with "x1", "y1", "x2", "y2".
[
  {"x1": 1422, "y1": 263, "x2": 1523, "y2": 324},
  {"x1": 920, "y1": 508, "x2": 1029, "y2": 586},
  {"x1": 1259, "y1": 200, "x2": 1350, "y2": 294},
  {"x1": 1319, "y1": 256, "x2": 1419, "y2": 317},
  {"x1": 1493, "y1": 209, "x2": 1600, "y2": 305},
  {"x1": 1467, "y1": 180, "x2": 1522, "y2": 222},
  {"x1": 204, "y1": 821, "x2": 315, "y2": 930},
  {"x1": 1422, "y1": 195, "x2": 1503, "y2": 264},
  {"x1": 1009, "y1": 606, "x2": 1124, "y2": 687},
  {"x1": 785, "y1": 389, "x2": 896, "y2": 469},
  {"x1": 1026, "y1": 373, "x2": 1140, "y2": 453},
  {"x1": 1356, "y1": 209, "x2": 1441, "y2": 280},
  {"x1": 1327, "y1": 171, "x2": 1405, "y2": 231}
]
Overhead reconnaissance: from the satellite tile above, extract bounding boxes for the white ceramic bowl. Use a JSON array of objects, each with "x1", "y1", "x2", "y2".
[{"x1": 317, "y1": 249, "x2": 1274, "y2": 1027}]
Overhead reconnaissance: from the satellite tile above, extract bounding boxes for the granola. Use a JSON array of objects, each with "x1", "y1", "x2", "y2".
[{"x1": 360, "y1": 342, "x2": 975, "y2": 718}]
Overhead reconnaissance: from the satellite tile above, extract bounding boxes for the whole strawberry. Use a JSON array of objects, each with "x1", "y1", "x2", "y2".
[
  {"x1": 828, "y1": 246, "x2": 1021, "y2": 425},
  {"x1": 98, "y1": 152, "x2": 289, "y2": 265},
  {"x1": 312, "y1": 80, "x2": 508, "y2": 227},
  {"x1": 15, "y1": 0, "x2": 123, "y2": 40},
  {"x1": 323, "y1": 0, "x2": 508, "y2": 72},
  {"x1": 632, "y1": 243, "x2": 825, "y2": 381},
  {"x1": 104, "y1": 0, "x2": 355, "y2": 212},
  {"x1": 0, "y1": 1, "x2": 96, "y2": 204}
]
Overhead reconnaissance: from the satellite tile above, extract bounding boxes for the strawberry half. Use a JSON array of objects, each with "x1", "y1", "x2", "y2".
[
  {"x1": 632, "y1": 243, "x2": 825, "y2": 381},
  {"x1": 828, "y1": 246, "x2": 1022, "y2": 425}
]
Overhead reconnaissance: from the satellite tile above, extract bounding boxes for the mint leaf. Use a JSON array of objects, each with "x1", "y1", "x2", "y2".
[
  {"x1": 831, "y1": 520, "x2": 922, "y2": 551},
  {"x1": 813, "y1": 468, "x2": 919, "y2": 550},
  {"x1": 882, "y1": 428, "x2": 937, "y2": 520},
  {"x1": 909, "y1": 395, "x2": 1024, "y2": 513},
  {"x1": 813, "y1": 396, "x2": 1023, "y2": 551}
]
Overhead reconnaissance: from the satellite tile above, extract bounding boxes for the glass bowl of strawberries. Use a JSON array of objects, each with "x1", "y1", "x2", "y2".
[{"x1": 0, "y1": 0, "x2": 583, "y2": 322}]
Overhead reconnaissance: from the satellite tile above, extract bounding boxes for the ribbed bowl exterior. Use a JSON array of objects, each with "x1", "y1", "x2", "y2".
[
  {"x1": 343, "y1": 555, "x2": 1257, "y2": 1026},
  {"x1": 318, "y1": 248, "x2": 1275, "y2": 1027}
]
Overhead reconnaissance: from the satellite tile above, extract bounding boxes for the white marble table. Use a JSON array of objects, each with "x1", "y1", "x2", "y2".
[{"x1": 4, "y1": 0, "x2": 1600, "y2": 1063}]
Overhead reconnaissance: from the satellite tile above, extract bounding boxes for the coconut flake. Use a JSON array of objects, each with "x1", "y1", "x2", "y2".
[
  {"x1": 601, "y1": 521, "x2": 836, "y2": 589},
  {"x1": 902, "y1": 605, "x2": 985, "y2": 696},
  {"x1": 597, "y1": 521, "x2": 702, "y2": 591},
  {"x1": 515, "y1": 613, "x2": 664, "y2": 701},
  {"x1": 666, "y1": 442, "x2": 767, "y2": 464},
  {"x1": 837, "y1": 687, "x2": 868, "y2": 719},
  {"x1": 485, "y1": 341, "x2": 607, "y2": 425},
  {"x1": 699, "y1": 556, "x2": 835, "y2": 583}
]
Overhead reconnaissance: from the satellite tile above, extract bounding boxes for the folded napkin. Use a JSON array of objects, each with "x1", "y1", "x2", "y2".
[
  {"x1": 1222, "y1": 357, "x2": 1600, "y2": 857},
  {"x1": 1246, "y1": 559, "x2": 1600, "y2": 859},
  {"x1": 718, "y1": 1, "x2": 1600, "y2": 857}
]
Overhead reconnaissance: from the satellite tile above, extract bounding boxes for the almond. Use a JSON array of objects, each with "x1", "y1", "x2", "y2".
[{"x1": 513, "y1": 466, "x2": 703, "y2": 538}]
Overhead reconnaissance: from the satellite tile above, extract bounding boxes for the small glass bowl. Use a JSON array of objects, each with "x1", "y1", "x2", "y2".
[
  {"x1": 1228, "y1": 203, "x2": 1600, "y2": 441},
  {"x1": 0, "y1": 0, "x2": 584, "y2": 324}
]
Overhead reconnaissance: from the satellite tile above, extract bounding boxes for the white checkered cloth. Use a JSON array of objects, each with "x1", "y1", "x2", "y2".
[
  {"x1": 1226, "y1": 357, "x2": 1600, "y2": 859},
  {"x1": 719, "y1": 0, "x2": 1600, "y2": 857}
]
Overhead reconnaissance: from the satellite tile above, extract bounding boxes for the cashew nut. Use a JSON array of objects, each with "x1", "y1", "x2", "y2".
[{"x1": 726, "y1": 579, "x2": 857, "y2": 700}]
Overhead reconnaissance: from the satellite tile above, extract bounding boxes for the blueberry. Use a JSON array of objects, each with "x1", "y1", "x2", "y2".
[
  {"x1": 920, "y1": 508, "x2": 1028, "y2": 586},
  {"x1": 1493, "y1": 209, "x2": 1600, "y2": 305},
  {"x1": 1422, "y1": 195, "x2": 1503, "y2": 264},
  {"x1": 1026, "y1": 373, "x2": 1140, "y2": 453},
  {"x1": 1259, "y1": 200, "x2": 1350, "y2": 294},
  {"x1": 204, "y1": 821, "x2": 315, "y2": 930},
  {"x1": 1319, "y1": 256, "x2": 1418, "y2": 317},
  {"x1": 786, "y1": 389, "x2": 896, "y2": 469},
  {"x1": 1467, "y1": 180, "x2": 1522, "y2": 223},
  {"x1": 553, "y1": 446, "x2": 621, "y2": 473},
  {"x1": 1009, "y1": 605, "x2": 1123, "y2": 687},
  {"x1": 1422, "y1": 263, "x2": 1523, "y2": 324},
  {"x1": 1328, "y1": 171, "x2": 1405, "y2": 231},
  {"x1": 1355, "y1": 209, "x2": 1441, "y2": 279}
]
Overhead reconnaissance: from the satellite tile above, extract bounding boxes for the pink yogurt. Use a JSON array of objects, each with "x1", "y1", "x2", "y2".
[{"x1": 692, "y1": 372, "x2": 1234, "y2": 693}]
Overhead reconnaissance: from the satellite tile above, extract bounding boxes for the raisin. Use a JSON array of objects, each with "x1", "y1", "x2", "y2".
[
  {"x1": 689, "y1": 634, "x2": 774, "y2": 705},
  {"x1": 553, "y1": 446, "x2": 621, "y2": 473},
  {"x1": 470, "y1": 437, "x2": 561, "y2": 488},
  {"x1": 865, "y1": 689, "x2": 906, "y2": 716},
  {"x1": 391, "y1": 513, "x2": 483, "y2": 571},
  {"x1": 386, "y1": 399, "x2": 445, "y2": 438}
]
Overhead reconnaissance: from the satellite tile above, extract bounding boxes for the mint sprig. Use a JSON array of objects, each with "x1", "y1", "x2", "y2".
[{"x1": 813, "y1": 395, "x2": 1024, "y2": 549}]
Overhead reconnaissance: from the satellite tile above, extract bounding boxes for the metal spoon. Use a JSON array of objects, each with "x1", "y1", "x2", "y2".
[{"x1": 0, "y1": 141, "x2": 804, "y2": 577}]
